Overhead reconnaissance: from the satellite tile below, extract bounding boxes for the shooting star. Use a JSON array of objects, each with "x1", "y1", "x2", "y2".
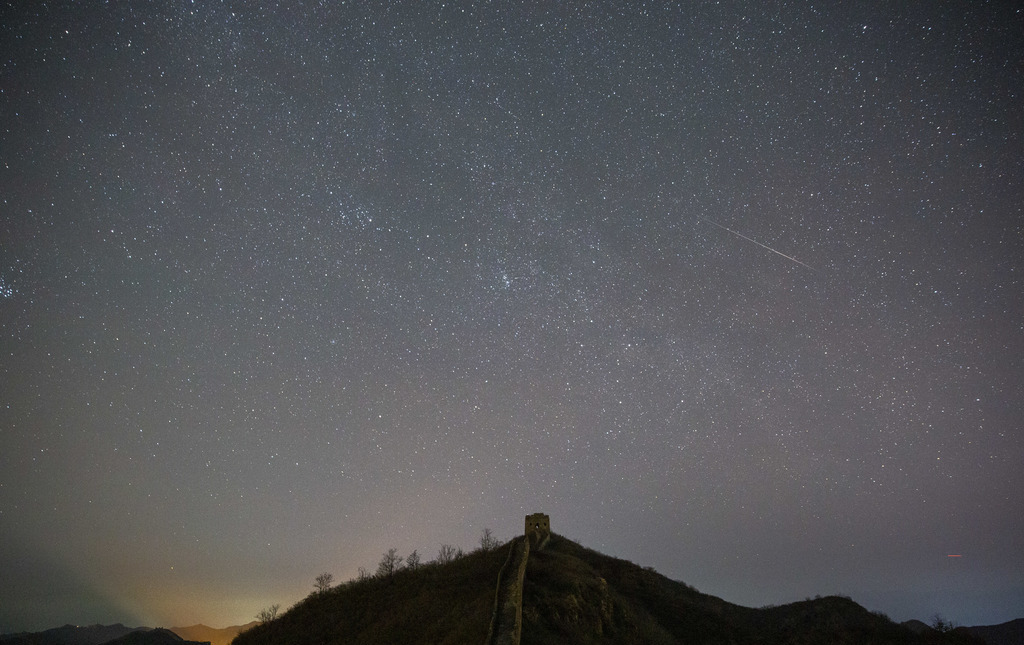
[{"x1": 701, "y1": 218, "x2": 818, "y2": 272}]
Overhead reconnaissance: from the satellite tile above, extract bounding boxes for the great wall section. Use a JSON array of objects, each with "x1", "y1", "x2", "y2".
[{"x1": 484, "y1": 513, "x2": 550, "y2": 645}]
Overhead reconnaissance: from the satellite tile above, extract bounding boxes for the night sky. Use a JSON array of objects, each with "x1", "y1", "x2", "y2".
[{"x1": 2, "y1": 1, "x2": 1022, "y2": 633}]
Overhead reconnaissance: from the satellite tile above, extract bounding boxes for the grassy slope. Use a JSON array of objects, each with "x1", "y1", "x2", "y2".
[{"x1": 232, "y1": 545, "x2": 508, "y2": 645}]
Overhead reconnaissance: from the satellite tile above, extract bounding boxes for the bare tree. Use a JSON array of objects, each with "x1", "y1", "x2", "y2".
[
  {"x1": 930, "y1": 614, "x2": 958, "y2": 633},
  {"x1": 256, "y1": 604, "x2": 280, "y2": 623},
  {"x1": 314, "y1": 572, "x2": 334, "y2": 595},
  {"x1": 405, "y1": 549, "x2": 421, "y2": 570},
  {"x1": 357, "y1": 566, "x2": 371, "y2": 581},
  {"x1": 376, "y1": 548, "x2": 403, "y2": 577},
  {"x1": 479, "y1": 527, "x2": 500, "y2": 551},
  {"x1": 436, "y1": 544, "x2": 457, "y2": 564}
]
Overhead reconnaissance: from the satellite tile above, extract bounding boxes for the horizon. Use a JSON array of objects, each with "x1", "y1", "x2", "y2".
[
  {"x1": 0, "y1": 527, "x2": 1017, "y2": 633},
  {"x1": 2, "y1": 1, "x2": 1021, "y2": 635}
]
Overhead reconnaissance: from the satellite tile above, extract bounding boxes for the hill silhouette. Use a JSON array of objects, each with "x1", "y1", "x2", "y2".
[
  {"x1": 0, "y1": 623, "x2": 256, "y2": 645},
  {"x1": 233, "y1": 533, "x2": 984, "y2": 645},
  {"x1": 963, "y1": 618, "x2": 1024, "y2": 645},
  {"x1": 103, "y1": 629, "x2": 204, "y2": 645},
  {"x1": 0, "y1": 626, "x2": 207, "y2": 645},
  {"x1": 0, "y1": 625, "x2": 147, "y2": 645},
  {"x1": 169, "y1": 623, "x2": 256, "y2": 645},
  {"x1": 235, "y1": 544, "x2": 507, "y2": 645}
]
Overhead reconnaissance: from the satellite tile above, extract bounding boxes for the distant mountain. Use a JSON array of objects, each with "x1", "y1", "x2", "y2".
[
  {"x1": 964, "y1": 618, "x2": 1024, "y2": 645},
  {"x1": 0, "y1": 626, "x2": 209, "y2": 645},
  {"x1": 0, "y1": 624, "x2": 146, "y2": 645},
  {"x1": 104, "y1": 630, "x2": 205, "y2": 645},
  {"x1": 233, "y1": 533, "x2": 989, "y2": 645},
  {"x1": 168, "y1": 623, "x2": 256, "y2": 645}
]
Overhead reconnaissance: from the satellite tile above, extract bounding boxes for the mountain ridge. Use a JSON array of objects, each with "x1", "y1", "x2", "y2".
[
  {"x1": 0, "y1": 622, "x2": 254, "y2": 645},
  {"x1": 4, "y1": 534, "x2": 1018, "y2": 645},
  {"x1": 0, "y1": 626, "x2": 208, "y2": 645},
  {"x1": 962, "y1": 618, "x2": 1024, "y2": 645},
  {"x1": 234, "y1": 533, "x2": 994, "y2": 645},
  {"x1": 168, "y1": 623, "x2": 257, "y2": 645}
]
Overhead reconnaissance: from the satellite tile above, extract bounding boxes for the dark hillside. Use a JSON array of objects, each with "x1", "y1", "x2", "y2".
[
  {"x1": 752, "y1": 596, "x2": 923, "y2": 645},
  {"x1": 521, "y1": 534, "x2": 743, "y2": 644},
  {"x1": 231, "y1": 533, "x2": 983, "y2": 645},
  {"x1": 232, "y1": 545, "x2": 508, "y2": 645},
  {"x1": 963, "y1": 618, "x2": 1024, "y2": 645},
  {"x1": 520, "y1": 534, "x2": 982, "y2": 645}
]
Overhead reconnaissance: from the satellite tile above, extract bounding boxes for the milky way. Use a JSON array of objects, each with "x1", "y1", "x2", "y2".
[{"x1": 1, "y1": 1, "x2": 1022, "y2": 631}]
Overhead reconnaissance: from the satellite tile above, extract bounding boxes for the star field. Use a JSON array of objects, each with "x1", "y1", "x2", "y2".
[{"x1": 1, "y1": 1, "x2": 1022, "y2": 632}]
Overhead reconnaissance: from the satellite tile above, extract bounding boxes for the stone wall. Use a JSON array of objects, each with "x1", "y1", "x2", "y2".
[
  {"x1": 485, "y1": 536, "x2": 530, "y2": 645},
  {"x1": 485, "y1": 514, "x2": 551, "y2": 645}
]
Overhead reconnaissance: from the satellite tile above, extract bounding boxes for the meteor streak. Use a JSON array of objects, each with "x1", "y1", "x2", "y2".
[{"x1": 702, "y1": 218, "x2": 817, "y2": 272}]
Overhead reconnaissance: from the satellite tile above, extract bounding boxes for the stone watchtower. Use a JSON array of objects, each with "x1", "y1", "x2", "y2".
[{"x1": 524, "y1": 513, "x2": 550, "y2": 536}]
